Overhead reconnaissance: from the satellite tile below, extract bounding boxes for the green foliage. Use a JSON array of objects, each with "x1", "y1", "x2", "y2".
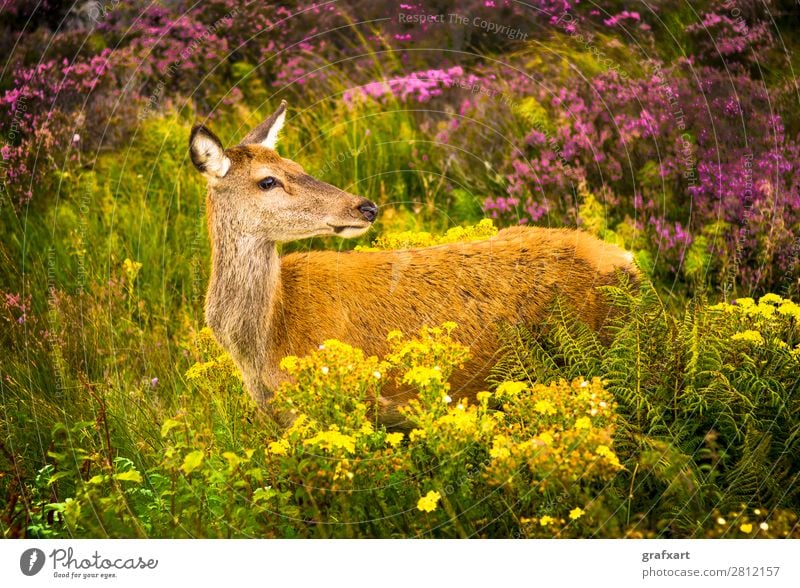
[
  {"x1": 5, "y1": 293, "x2": 799, "y2": 538},
  {"x1": 8, "y1": 323, "x2": 638, "y2": 538},
  {"x1": 1, "y1": 100, "x2": 798, "y2": 539},
  {"x1": 492, "y1": 284, "x2": 800, "y2": 536}
]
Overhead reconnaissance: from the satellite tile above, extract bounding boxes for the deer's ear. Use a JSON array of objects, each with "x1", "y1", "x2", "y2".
[
  {"x1": 190, "y1": 124, "x2": 231, "y2": 178},
  {"x1": 239, "y1": 100, "x2": 287, "y2": 150}
]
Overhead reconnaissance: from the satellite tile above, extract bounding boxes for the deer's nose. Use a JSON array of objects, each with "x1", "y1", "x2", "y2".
[{"x1": 358, "y1": 200, "x2": 378, "y2": 223}]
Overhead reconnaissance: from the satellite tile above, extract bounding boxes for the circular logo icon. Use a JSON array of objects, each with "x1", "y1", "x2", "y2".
[{"x1": 20, "y1": 548, "x2": 46, "y2": 576}]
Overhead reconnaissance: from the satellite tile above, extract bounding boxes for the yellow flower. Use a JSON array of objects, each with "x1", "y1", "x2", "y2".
[
  {"x1": 489, "y1": 435, "x2": 512, "y2": 460},
  {"x1": 536, "y1": 431, "x2": 554, "y2": 445},
  {"x1": 740, "y1": 523, "x2": 753, "y2": 533},
  {"x1": 735, "y1": 297, "x2": 755, "y2": 308},
  {"x1": 417, "y1": 490, "x2": 441, "y2": 513},
  {"x1": 476, "y1": 391, "x2": 492, "y2": 404},
  {"x1": 569, "y1": 507, "x2": 585, "y2": 520},
  {"x1": 495, "y1": 381, "x2": 527, "y2": 399},
  {"x1": 122, "y1": 257, "x2": 143, "y2": 283},
  {"x1": 759, "y1": 522, "x2": 769, "y2": 531},
  {"x1": 279, "y1": 355, "x2": 299, "y2": 373},
  {"x1": 303, "y1": 430, "x2": 356, "y2": 454},
  {"x1": 777, "y1": 301, "x2": 800, "y2": 320},
  {"x1": 268, "y1": 439, "x2": 290, "y2": 456},
  {"x1": 595, "y1": 445, "x2": 621, "y2": 467},
  {"x1": 539, "y1": 515, "x2": 555, "y2": 526},
  {"x1": 409, "y1": 428, "x2": 427, "y2": 442},
  {"x1": 731, "y1": 330, "x2": 764, "y2": 345},
  {"x1": 369, "y1": 220, "x2": 497, "y2": 250},
  {"x1": 287, "y1": 414, "x2": 310, "y2": 435},
  {"x1": 574, "y1": 416, "x2": 592, "y2": 430},
  {"x1": 759, "y1": 293, "x2": 783, "y2": 305},
  {"x1": 386, "y1": 329, "x2": 404, "y2": 341},
  {"x1": 386, "y1": 432, "x2": 404, "y2": 448},
  {"x1": 754, "y1": 303, "x2": 775, "y2": 318},
  {"x1": 435, "y1": 409, "x2": 478, "y2": 434},
  {"x1": 403, "y1": 366, "x2": 444, "y2": 387},
  {"x1": 534, "y1": 399, "x2": 557, "y2": 416},
  {"x1": 185, "y1": 360, "x2": 215, "y2": 382}
]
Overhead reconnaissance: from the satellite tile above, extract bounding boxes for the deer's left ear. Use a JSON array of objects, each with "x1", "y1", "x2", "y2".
[
  {"x1": 239, "y1": 100, "x2": 287, "y2": 150},
  {"x1": 190, "y1": 124, "x2": 231, "y2": 178}
]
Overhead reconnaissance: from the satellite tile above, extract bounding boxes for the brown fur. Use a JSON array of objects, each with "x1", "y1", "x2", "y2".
[{"x1": 190, "y1": 106, "x2": 639, "y2": 427}]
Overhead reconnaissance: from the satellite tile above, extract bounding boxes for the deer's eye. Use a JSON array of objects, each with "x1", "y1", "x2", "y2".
[{"x1": 258, "y1": 177, "x2": 279, "y2": 191}]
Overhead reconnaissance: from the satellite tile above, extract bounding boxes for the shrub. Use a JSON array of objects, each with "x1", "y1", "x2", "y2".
[{"x1": 493, "y1": 282, "x2": 800, "y2": 535}]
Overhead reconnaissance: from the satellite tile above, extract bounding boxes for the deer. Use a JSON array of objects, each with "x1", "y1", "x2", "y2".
[{"x1": 189, "y1": 101, "x2": 639, "y2": 427}]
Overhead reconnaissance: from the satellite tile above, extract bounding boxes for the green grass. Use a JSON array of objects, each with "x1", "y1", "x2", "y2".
[{"x1": 1, "y1": 42, "x2": 799, "y2": 538}]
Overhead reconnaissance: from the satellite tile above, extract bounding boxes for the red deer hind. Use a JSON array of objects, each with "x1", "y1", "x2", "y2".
[{"x1": 189, "y1": 101, "x2": 638, "y2": 427}]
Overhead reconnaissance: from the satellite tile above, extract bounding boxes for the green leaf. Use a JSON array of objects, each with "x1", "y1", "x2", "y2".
[
  {"x1": 252, "y1": 486, "x2": 276, "y2": 503},
  {"x1": 181, "y1": 450, "x2": 204, "y2": 475},
  {"x1": 114, "y1": 470, "x2": 143, "y2": 484},
  {"x1": 47, "y1": 471, "x2": 72, "y2": 486},
  {"x1": 160, "y1": 418, "x2": 182, "y2": 438},
  {"x1": 222, "y1": 451, "x2": 241, "y2": 470}
]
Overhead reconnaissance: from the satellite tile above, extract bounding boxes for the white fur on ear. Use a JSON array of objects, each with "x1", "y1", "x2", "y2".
[
  {"x1": 190, "y1": 125, "x2": 231, "y2": 178},
  {"x1": 261, "y1": 106, "x2": 286, "y2": 150},
  {"x1": 237, "y1": 100, "x2": 288, "y2": 149}
]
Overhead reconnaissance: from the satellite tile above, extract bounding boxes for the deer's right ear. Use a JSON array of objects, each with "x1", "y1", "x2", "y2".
[{"x1": 190, "y1": 124, "x2": 231, "y2": 178}]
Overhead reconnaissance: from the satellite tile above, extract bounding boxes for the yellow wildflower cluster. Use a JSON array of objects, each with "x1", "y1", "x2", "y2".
[
  {"x1": 485, "y1": 378, "x2": 623, "y2": 495},
  {"x1": 403, "y1": 390, "x2": 502, "y2": 450},
  {"x1": 388, "y1": 323, "x2": 470, "y2": 418},
  {"x1": 402, "y1": 365, "x2": 445, "y2": 387},
  {"x1": 706, "y1": 506, "x2": 799, "y2": 538},
  {"x1": 494, "y1": 381, "x2": 527, "y2": 401},
  {"x1": 182, "y1": 327, "x2": 247, "y2": 406},
  {"x1": 417, "y1": 490, "x2": 441, "y2": 513},
  {"x1": 122, "y1": 257, "x2": 143, "y2": 287},
  {"x1": 534, "y1": 399, "x2": 557, "y2": 416},
  {"x1": 184, "y1": 330, "x2": 242, "y2": 396},
  {"x1": 710, "y1": 294, "x2": 799, "y2": 354},
  {"x1": 256, "y1": 323, "x2": 477, "y2": 497},
  {"x1": 711, "y1": 294, "x2": 800, "y2": 319},
  {"x1": 184, "y1": 353, "x2": 241, "y2": 384},
  {"x1": 519, "y1": 504, "x2": 588, "y2": 537},
  {"x1": 386, "y1": 322, "x2": 466, "y2": 370},
  {"x1": 304, "y1": 428, "x2": 357, "y2": 454},
  {"x1": 569, "y1": 507, "x2": 585, "y2": 520},
  {"x1": 251, "y1": 322, "x2": 626, "y2": 533},
  {"x1": 489, "y1": 434, "x2": 512, "y2": 460},
  {"x1": 268, "y1": 439, "x2": 290, "y2": 456},
  {"x1": 385, "y1": 432, "x2": 404, "y2": 448},
  {"x1": 358, "y1": 219, "x2": 498, "y2": 251},
  {"x1": 730, "y1": 330, "x2": 764, "y2": 345},
  {"x1": 272, "y1": 339, "x2": 384, "y2": 432}
]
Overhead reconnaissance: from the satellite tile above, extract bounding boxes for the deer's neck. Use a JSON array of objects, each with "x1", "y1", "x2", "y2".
[{"x1": 205, "y1": 228, "x2": 280, "y2": 390}]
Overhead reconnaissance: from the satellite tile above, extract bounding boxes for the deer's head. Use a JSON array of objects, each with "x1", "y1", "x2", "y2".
[{"x1": 189, "y1": 101, "x2": 377, "y2": 241}]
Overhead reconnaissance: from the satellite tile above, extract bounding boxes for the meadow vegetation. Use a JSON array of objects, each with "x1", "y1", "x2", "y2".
[{"x1": 1, "y1": 1, "x2": 798, "y2": 537}]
